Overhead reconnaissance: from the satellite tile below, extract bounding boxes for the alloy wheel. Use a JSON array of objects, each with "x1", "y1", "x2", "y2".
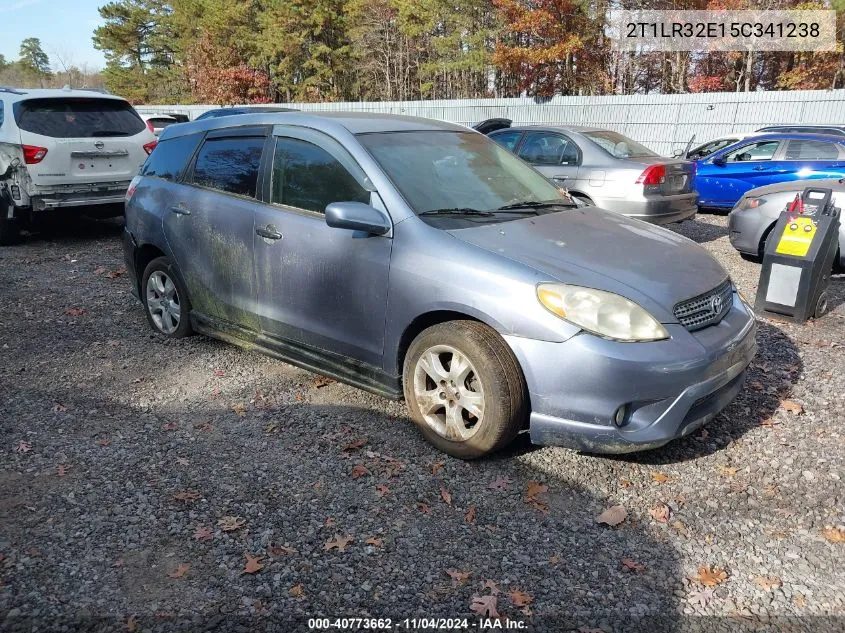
[
  {"x1": 412, "y1": 344, "x2": 485, "y2": 441},
  {"x1": 146, "y1": 270, "x2": 181, "y2": 335}
]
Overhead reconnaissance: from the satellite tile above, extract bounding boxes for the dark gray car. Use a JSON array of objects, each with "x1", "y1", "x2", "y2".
[
  {"x1": 124, "y1": 112, "x2": 756, "y2": 458},
  {"x1": 483, "y1": 124, "x2": 698, "y2": 224}
]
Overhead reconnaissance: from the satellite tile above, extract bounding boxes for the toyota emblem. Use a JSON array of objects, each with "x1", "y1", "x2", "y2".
[
  {"x1": 710, "y1": 295, "x2": 723, "y2": 314},
  {"x1": 94, "y1": 141, "x2": 105, "y2": 150}
]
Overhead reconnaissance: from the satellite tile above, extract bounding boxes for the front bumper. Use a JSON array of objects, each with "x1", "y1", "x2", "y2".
[
  {"x1": 728, "y1": 205, "x2": 770, "y2": 256},
  {"x1": 505, "y1": 294, "x2": 757, "y2": 453},
  {"x1": 597, "y1": 193, "x2": 698, "y2": 225}
]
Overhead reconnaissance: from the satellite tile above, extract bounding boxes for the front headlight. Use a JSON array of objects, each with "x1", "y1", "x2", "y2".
[
  {"x1": 741, "y1": 197, "x2": 764, "y2": 210},
  {"x1": 536, "y1": 283, "x2": 669, "y2": 342}
]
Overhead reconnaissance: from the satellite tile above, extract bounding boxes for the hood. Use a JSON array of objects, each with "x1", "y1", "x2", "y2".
[{"x1": 447, "y1": 208, "x2": 728, "y2": 323}]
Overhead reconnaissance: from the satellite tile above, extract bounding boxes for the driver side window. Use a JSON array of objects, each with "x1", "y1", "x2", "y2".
[
  {"x1": 724, "y1": 140, "x2": 780, "y2": 163},
  {"x1": 271, "y1": 137, "x2": 370, "y2": 214}
]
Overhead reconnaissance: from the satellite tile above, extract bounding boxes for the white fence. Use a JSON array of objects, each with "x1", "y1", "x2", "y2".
[{"x1": 137, "y1": 89, "x2": 845, "y2": 156}]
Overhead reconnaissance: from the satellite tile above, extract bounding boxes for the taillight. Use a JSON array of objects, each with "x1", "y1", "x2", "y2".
[
  {"x1": 636, "y1": 164, "x2": 666, "y2": 186},
  {"x1": 22, "y1": 145, "x2": 48, "y2": 164},
  {"x1": 126, "y1": 175, "x2": 141, "y2": 202},
  {"x1": 143, "y1": 140, "x2": 157, "y2": 155},
  {"x1": 145, "y1": 119, "x2": 155, "y2": 134}
]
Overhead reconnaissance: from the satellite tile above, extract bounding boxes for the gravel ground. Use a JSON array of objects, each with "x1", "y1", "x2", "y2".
[{"x1": 0, "y1": 213, "x2": 843, "y2": 633}]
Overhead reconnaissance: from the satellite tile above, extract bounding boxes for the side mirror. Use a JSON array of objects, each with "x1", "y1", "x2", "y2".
[
  {"x1": 712, "y1": 156, "x2": 726, "y2": 167},
  {"x1": 325, "y1": 201, "x2": 390, "y2": 235},
  {"x1": 672, "y1": 150, "x2": 684, "y2": 158}
]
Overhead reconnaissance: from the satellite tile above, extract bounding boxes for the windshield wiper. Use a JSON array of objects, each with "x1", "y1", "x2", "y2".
[
  {"x1": 496, "y1": 200, "x2": 575, "y2": 212},
  {"x1": 418, "y1": 208, "x2": 494, "y2": 217}
]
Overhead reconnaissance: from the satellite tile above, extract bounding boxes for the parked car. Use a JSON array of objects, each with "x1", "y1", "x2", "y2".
[
  {"x1": 124, "y1": 112, "x2": 756, "y2": 458},
  {"x1": 0, "y1": 87, "x2": 157, "y2": 244},
  {"x1": 695, "y1": 133, "x2": 845, "y2": 211},
  {"x1": 756, "y1": 125, "x2": 845, "y2": 137},
  {"x1": 194, "y1": 106, "x2": 298, "y2": 121},
  {"x1": 142, "y1": 114, "x2": 179, "y2": 136},
  {"x1": 729, "y1": 177, "x2": 844, "y2": 268},
  {"x1": 477, "y1": 120, "x2": 698, "y2": 225},
  {"x1": 676, "y1": 133, "x2": 755, "y2": 160}
]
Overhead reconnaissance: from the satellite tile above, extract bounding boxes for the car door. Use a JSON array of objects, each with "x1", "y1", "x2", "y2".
[
  {"x1": 777, "y1": 138, "x2": 845, "y2": 182},
  {"x1": 696, "y1": 139, "x2": 782, "y2": 207},
  {"x1": 162, "y1": 126, "x2": 267, "y2": 326},
  {"x1": 516, "y1": 131, "x2": 581, "y2": 188},
  {"x1": 252, "y1": 126, "x2": 392, "y2": 367}
]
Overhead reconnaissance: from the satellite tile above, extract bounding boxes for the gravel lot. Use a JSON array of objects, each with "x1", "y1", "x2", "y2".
[{"x1": 1, "y1": 213, "x2": 843, "y2": 632}]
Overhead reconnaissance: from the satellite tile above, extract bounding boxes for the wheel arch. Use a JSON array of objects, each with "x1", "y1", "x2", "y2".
[{"x1": 134, "y1": 243, "x2": 168, "y2": 295}]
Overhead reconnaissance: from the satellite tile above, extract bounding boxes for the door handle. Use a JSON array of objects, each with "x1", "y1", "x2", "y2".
[
  {"x1": 169, "y1": 204, "x2": 191, "y2": 215},
  {"x1": 552, "y1": 176, "x2": 568, "y2": 183},
  {"x1": 752, "y1": 166, "x2": 769, "y2": 171},
  {"x1": 256, "y1": 225, "x2": 282, "y2": 240}
]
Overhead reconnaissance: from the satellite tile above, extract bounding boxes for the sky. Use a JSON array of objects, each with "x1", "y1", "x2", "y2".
[{"x1": 2, "y1": 0, "x2": 107, "y2": 71}]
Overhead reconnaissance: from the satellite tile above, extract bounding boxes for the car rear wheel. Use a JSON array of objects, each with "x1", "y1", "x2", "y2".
[
  {"x1": 141, "y1": 256, "x2": 193, "y2": 338},
  {"x1": 403, "y1": 320, "x2": 527, "y2": 459},
  {"x1": 0, "y1": 207, "x2": 22, "y2": 246}
]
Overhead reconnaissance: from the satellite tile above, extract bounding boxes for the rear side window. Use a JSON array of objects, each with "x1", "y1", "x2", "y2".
[
  {"x1": 784, "y1": 139, "x2": 840, "y2": 161},
  {"x1": 490, "y1": 131, "x2": 522, "y2": 152},
  {"x1": 191, "y1": 136, "x2": 264, "y2": 198},
  {"x1": 518, "y1": 132, "x2": 580, "y2": 166},
  {"x1": 272, "y1": 137, "x2": 370, "y2": 213},
  {"x1": 13, "y1": 97, "x2": 145, "y2": 138},
  {"x1": 141, "y1": 133, "x2": 203, "y2": 181}
]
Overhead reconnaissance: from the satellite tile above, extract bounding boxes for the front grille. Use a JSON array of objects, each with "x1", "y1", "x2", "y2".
[{"x1": 674, "y1": 278, "x2": 733, "y2": 331}]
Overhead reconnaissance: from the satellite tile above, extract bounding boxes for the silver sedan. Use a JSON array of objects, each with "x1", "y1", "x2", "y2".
[
  {"x1": 484, "y1": 123, "x2": 698, "y2": 224},
  {"x1": 729, "y1": 178, "x2": 845, "y2": 268}
]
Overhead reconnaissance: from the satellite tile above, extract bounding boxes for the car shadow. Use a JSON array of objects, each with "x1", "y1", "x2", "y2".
[
  {"x1": 21, "y1": 212, "x2": 124, "y2": 245},
  {"x1": 670, "y1": 217, "x2": 728, "y2": 244}
]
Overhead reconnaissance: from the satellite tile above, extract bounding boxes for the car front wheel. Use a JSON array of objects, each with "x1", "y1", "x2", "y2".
[
  {"x1": 141, "y1": 256, "x2": 193, "y2": 338},
  {"x1": 403, "y1": 320, "x2": 527, "y2": 459}
]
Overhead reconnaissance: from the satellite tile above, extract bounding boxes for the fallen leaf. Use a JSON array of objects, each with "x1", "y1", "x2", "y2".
[
  {"x1": 595, "y1": 505, "x2": 627, "y2": 527},
  {"x1": 793, "y1": 594, "x2": 805, "y2": 608},
  {"x1": 193, "y1": 525, "x2": 212, "y2": 541},
  {"x1": 350, "y1": 464, "x2": 370, "y2": 479},
  {"x1": 484, "y1": 579, "x2": 501, "y2": 594},
  {"x1": 52, "y1": 403, "x2": 68, "y2": 413},
  {"x1": 288, "y1": 583, "x2": 305, "y2": 597},
  {"x1": 465, "y1": 506, "x2": 477, "y2": 524},
  {"x1": 343, "y1": 438, "x2": 367, "y2": 452},
  {"x1": 695, "y1": 428, "x2": 709, "y2": 442},
  {"x1": 313, "y1": 376, "x2": 335, "y2": 388},
  {"x1": 242, "y1": 552, "x2": 264, "y2": 575},
  {"x1": 621, "y1": 557, "x2": 646, "y2": 573},
  {"x1": 324, "y1": 517, "x2": 336, "y2": 528},
  {"x1": 755, "y1": 576, "x2": 782, "y2": 591},
  {"x1": 672, "y1": 521, "x2": 690, "y2": 536},
  {"x1": 15, "y1": 441, "x2": 32, "y2": 453},
  {"x1": 64, "y1": 308, "x2": 86, "y2": 317},
  {"x1": 488, "y1": 475, "x2": 513, "y2": 491},
  {"x1": 56, "y1": 464, "x2": 70, "y2": 477},
  {"x1": 446, "y1": 568, "x2": 471, "y2": 585},
  {"x1": 230, "y1": 403, "x2": 246, "y2": 417},
  {"x1": 649, "y1": 504, "x2": 671, "y2": 523},
  {"x1": 749, "y1": 380, "x2": 764, "y2": 391},
  {"x1": 416, "y1": 502, "x2": 431, "y2": 514},
  {"x1": 651, "y1": 472, "x2": 670, "y2": 484},
  {"x1": 167, "y1": 563, "x2": 190, "y2": 579},
  {"x1": 94, "y1": 266, "x2": 106, "y2": 275},
  {"x1": 162, "y1": 421, "x2": 178, "y2": 431},
  {"x1": 375, "y1": 485, "x2": 390, "y2": 497},
  {"x1": 366, "y1": 537, "x2": 383, "y2": 547},
  {"x1": 694, "y1": 565, "x2": 729, "y2": 587},
  {"x1": 688, "y1": 587, "x2": 714, "y2": 608},
  {"x1": 97, "y1": 438, "x2": 111, "y2": 447},
  {"x1": 213, "y1": 368, "x2": 225, "y2": 377},
  {"x1": 619, "y1": 479, "x2": 632, "y2": 488},
  {"x1": 171, "y1": 490, "x2": 200, "y2": 502},
  {"x1": 549, "y1": 555, "x2": 561, "y2": 565},
  {"x1": 718, "y1": 465, "x2": 739, "y2": 477},
  {"x1": 217, "y1": 516, "x2": 246, "y2": 531},
  {"x1": 112, "y1": 558, "x2": 124, "y2": 568},
  {"x1": 470, "y1": 594, "x2": 499, "y2": 618},
  {"x1": 194, "y1": 422, "x2": 213, "y2": 431},
  {"x1": 440, "y1": 487, "x2": 452, "y2": 505},
  {"x1": 780, "y1": 399, "x2": 803, "y2": 415},
  {"x1": 105, "y1": 267, "x2": 127, "y2": 279},
  {"x1": 820, "y1": 527, "x2": 845, "y2": 543},
  {"x1": 507, "y1": 588, "x2": 533, "y2": 607},
  {"x1": 268, "y1": 542, "x2": 297, "y2": 556},
  {"x1": 324, "y1": 534, "x2": 354, "y2": 552},
  {"x1": 430, "y1": 461, "x2": 444, "y2": 475},
  {"x1": 125, "y1": 615, "x2": 138, "y2": 632},
  {"x1": 525, "y1": 481, "x2": 548, "y2": 500}
]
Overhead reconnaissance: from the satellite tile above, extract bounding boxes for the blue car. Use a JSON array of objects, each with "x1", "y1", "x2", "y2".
[{"x1": 695, "y1": 133, "x2": 845, "y2": 210}]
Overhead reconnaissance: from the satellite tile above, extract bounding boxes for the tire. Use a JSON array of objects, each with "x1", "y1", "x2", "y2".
[
  {"x1": 141, "y1": 256, "x2": 193, "y2": 338},
  {"x1": 403, "y1": 320, "x2": 527, "y2": 459},
  {"x1": 0, "y1": 211, "x2": 21, "y2": 246}
]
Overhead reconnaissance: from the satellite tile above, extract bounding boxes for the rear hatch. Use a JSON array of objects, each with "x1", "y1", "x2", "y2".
[
  {"x1": 628, "y1": 156, "x2": 696, "y2": 197},
  {"x1": 13, "y1": 97, "x2": 152, "y2": 187}
]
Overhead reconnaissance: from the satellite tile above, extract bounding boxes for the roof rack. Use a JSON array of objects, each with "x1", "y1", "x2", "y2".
[{"x1": 0, "y1": 87, "x2": 27, "y2": 95}]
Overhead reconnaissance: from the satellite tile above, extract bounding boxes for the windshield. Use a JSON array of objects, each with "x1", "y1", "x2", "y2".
[
  {"x1": 357, "y1": 131, "x2": 568, "y2": 217},
  {"x1": 583, "y1": 130, "x2": 658, "y2": 159},
  {"x1": 14, "y1": 97, "x2": 145, "y2": 138}
]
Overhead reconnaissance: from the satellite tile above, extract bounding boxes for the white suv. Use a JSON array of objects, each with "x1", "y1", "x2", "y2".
[{"x1": 0, "y1": 87, "x2": 157, "y2": 244}]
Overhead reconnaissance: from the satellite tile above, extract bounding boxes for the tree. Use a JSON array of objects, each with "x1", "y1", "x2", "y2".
[{"x1": 19, "y1": 38, "x2": 51, "y2": 82}]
